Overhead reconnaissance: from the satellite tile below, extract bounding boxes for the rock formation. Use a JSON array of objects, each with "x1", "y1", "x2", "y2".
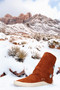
[{"x1": 0, "y1": 13, "x2": 32, "y2": 24}]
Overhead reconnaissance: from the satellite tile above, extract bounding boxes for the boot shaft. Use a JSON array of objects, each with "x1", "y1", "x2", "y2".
[{"x1": 33, "y1": 52, "x2": 56, "y2": 83}]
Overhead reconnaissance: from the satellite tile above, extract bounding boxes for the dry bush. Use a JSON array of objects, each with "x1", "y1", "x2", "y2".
[
  {"x1": 33, "y1": 33, "x2": 41, "y2": 41},
  {"x1": 48, "y1": 43, "x2": 55, "y2": 48},
  {"x1": 16, "y1": 50, "x2": 27, "y2": 62},
  {"x1": 9, "y1": 37, "x2": 16, "y2": 43},
  {"x1": 0, "y1": 29, "x2": 5, "y2": 34},
  {"x1": 43, "y1": 37, "x2": 50, "y2": 41},
  {"x1": 53, "y1": 41, "x2": 59, "y2": 45},
  {"x1": 48, "y1": 40, "x2": 60, "y2": 49},
  {"x1": 56, "y1": 45, "x2": 60, "y2": 49},
  {"x1": 9, "y1": 38, "x2": 14, "y2": 43},
  {"x1": 28, "y1": 46, "x2": 32, "y2": 49},
  {"x1": 31, "y1": 52, "x2": 41, "y2": 59},
  {"x1": 36, "y1": 45, "x2": 41, "y2": 51},
  {"x1": 8, "y1": 46, "x2": 20, "y2": 57},
  {"x1": 8, "y1": 46, "x2": 27, "y2": 62},
  {"x1": 21, "y1": 41, "x2": 27, "y2": 45}
]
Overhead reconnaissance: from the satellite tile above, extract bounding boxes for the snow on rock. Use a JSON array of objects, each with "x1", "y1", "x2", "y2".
[
  {"x1": 8, "y1": 58, "x2": 24, "y2": 73},
  {"x1": 25, "y1": 14, "x2": 60, "y2": 36},
  {"x1": 0, "y1": 21, "x2": 33, "y2": 38},
  {"x1": 5, "y1": 23, "x2": 33, "y2": 38},
  {"x1": 0, "y1": 33, "x2": 6, "y2": 39},
  {"x1": 6, "y1": 23, "x2": 32, "y2": 34},
  {"x1": 0, "y1": 21, "x2": 6, "y2": 28},
  {"x1": 48, "y1": 39, "x2": 60, "y2": 49},
  {"x1": 48, "y1": 30, "x2": 58, "y2": 35}
]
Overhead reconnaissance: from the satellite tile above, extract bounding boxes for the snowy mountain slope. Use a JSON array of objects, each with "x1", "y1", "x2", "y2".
[
  {"x1": 25, "y1": 14, "x2": 60, "y2": 35},
  {"x1": 0, "y1": 21, "x2": 33, "y2": 38},
  {"x1": 0, "y1": 13, "x2": 60, "y2": 39},
  {"x1": 6, "y1": 23, "x2": 33, "y2": 35}
]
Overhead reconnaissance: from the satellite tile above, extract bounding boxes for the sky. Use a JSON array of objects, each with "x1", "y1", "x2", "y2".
[{"x1": 0, "y1": 0, "x2": 60, "y2": 19}]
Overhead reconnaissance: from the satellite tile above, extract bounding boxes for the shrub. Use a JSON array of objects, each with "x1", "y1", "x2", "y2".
[
  {"x1": 33, "y1": 33, "x2": 41, "y2": 41},
  {"x1": 0, "y1": 29, "x2": 5, "y2": 34},
  {"x1": 48, "y1": 39, "x2": 60, "y2": 49},
  {"x1": 31, "y1": 52, "x2": 41, "y2": 59},
  {"x1": 48, "y1": 42, "x2": 55, "y2": 48},
  {"x1": 53, "y1": 41, "x2": 59, "y2": 45},
  {"x1": 21, "y1": 41, "x2": 27, "y2": 45},
  {"x1": 8, "y1": 46, "x2": 27, "y2": 62},
  {"x1": 9, "y1": 37, "x2": 15, "y2": 43},
  {"x1": 8, "y1": 46, "x2": 20, "y2": 57},
  {"x1": 16, "y1": 50, "x2": 27, "y2": 62},
  {"x1": 56, "y1": 44, "x2": 60, "y2": 49}
]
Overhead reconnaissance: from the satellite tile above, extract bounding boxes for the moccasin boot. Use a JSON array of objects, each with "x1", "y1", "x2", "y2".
[{"x1": 14, "y1": 52, "x2": 56, "y2": 87}]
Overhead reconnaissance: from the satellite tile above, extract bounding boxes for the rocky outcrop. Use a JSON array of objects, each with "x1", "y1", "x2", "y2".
[
  {"x1": 0, "y1": 21, "x2": 33, "y2": 38},
  {"x1": 48, "y1": 39, "x2": 60, "y2": 49},
  {"x1": 56, "y1": 67, "x2": 60, "y2": 74},
  {"x1": 0, "y1": 13, "x2": 32, "y2": 24},
  {"x1": 25, "y1": 14, "x2": 60, "y2": 36}
]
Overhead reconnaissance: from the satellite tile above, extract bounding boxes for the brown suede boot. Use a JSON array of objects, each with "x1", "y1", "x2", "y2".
[{"x1": 14, "y1": 52, "x2": 56, "y2": 87}]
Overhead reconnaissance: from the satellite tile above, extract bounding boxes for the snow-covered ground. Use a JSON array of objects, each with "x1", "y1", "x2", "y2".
[{"x1": 0, "y1": 33, "x2": 60, "y2": 90}]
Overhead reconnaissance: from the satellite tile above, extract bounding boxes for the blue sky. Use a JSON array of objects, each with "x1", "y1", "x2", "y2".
[
  {"x1": 0, "y1": 0, "x2": 4, "y2": 2},
  {"x1": 0, "y1": 0, "x2": 3, "y2": 1},
  {"x1": 49, "y1": 0, "x2": 60, "y2": 10},
  {"x1": 0, "y1": 0, "x2": 60, "y2": 19}
]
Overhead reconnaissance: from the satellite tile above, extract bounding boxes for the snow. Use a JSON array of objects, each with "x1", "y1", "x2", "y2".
[
  {"x1": 0, "y1": 33, "x2": 60, "y2": 90},
  {"x1": 0, "y1": 33, "x2": 6, "y2": 39},
  {"x1": 6, "y1": 23, "x2": 32, "y2": 35},
  {"x1": 0, "y1": 40, "x2": 24, "y2": 74},
  {"x1": 48, "y1": 30, "x2": 58, "y2": 35},
  {"x1": 0, "y1": 21, "x2": 6, "y2": 28},
  {"x1": 0, "y1": 75, "x2": 60, "y2": 90}
]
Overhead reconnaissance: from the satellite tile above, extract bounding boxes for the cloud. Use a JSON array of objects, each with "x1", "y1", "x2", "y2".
[{"x1": 0, "y1": 0, "x2": 60, "y2": 19}]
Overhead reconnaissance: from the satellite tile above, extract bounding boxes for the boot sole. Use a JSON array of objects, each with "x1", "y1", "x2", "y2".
[{"x1": 14, "y1": 81, "x2": 50, "y2": 87}]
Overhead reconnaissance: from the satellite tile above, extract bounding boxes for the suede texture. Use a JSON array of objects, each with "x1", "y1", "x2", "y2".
[{"x1": 17, "y1": 52, "x2": 56, "y2": 84}]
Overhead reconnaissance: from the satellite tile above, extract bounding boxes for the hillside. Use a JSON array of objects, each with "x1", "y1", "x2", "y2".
[{"x1": 25, "y1": 14, "x2": 60, "y2": 36}]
